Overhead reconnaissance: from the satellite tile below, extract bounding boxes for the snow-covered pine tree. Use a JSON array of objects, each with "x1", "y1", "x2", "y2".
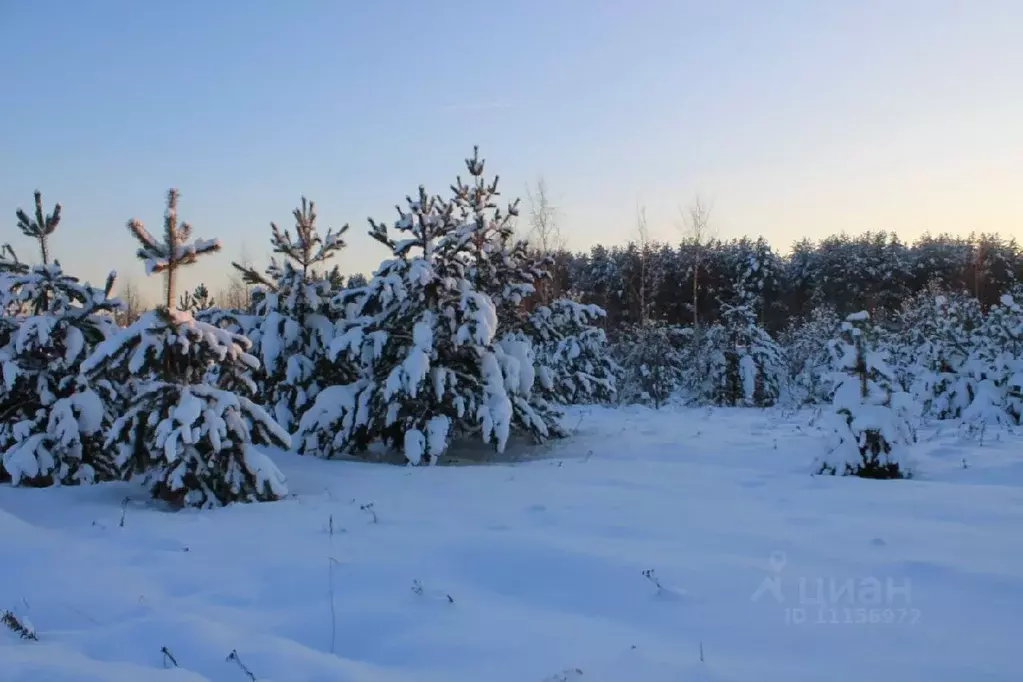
[
  {"x1": 15, "y1": 190, "x2": 59, "y2": 267},
  {"x1": 816, "y1": 311, "x2": 915, "y2": 479},
  {"x1": 0, "y1": 244, "x2": 28, "y2": 355},
  {"x1": 178, "y1": 281, "x2": 242, "y2": 387},
  {"x1": 452, "y1": 148, "x2": 599, "y2": 413},
  {"x1": 0, "y1": 267, "x2": 123, "y2": 486},
  {"x1": 527, "y1": 298, "x2": 618, "y2": 404},
  {"x1": 780, "y1": 305, "x2": 841, "y2": 406},
  {"x1": 450, "y1": 148, "x2": 571, "y2": 439},
  {"x1": 895, "y1": 286, "x2": 981, "y2": 420},
  {"x1": 725, "y1": 236, "x2": 782, "y2": 326},
  {"x1": 0, "y1": 244, "x2": 27, "y2": 484},
  {"x1": 456, "y1": 171, "x2": 544, "y2": 321},
  {"x1": 231, "y1": 198, "x2": 349, "y2": 431},
  {"x1": 345, "y1": 272, "x2": 369, "y2": 289},
  {"x1": 960, "y1": 290, "x2": 1023, "y2": 429},
  {"x1": 297, "y1": 150, "x2": 565, "y2": 464},
  {"x1": 612, "y1": 322, "x2": 687, "y2": 407},
  {"x1": 178, "y1": 282, "x2": 215, "y2": 314},
  {"x1": 81, "y1": 189, "x2": 289, "y2": 508},
  {"x1": 0, "y1": 192, "x2": 124, "y2": 486},
  {"x1": 694, "y1": 303, "x2": 785, "y2": 407}
]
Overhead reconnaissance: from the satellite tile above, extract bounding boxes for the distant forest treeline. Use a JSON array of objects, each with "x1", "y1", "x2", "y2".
[{"x1": 534, "y1": 231, "x2": 1020, "y2": 333}]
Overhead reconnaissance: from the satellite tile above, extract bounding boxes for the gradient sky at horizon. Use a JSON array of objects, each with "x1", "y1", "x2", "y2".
[{"x1": 2, "y1": 0, "x2": 1022, "y2": 304}]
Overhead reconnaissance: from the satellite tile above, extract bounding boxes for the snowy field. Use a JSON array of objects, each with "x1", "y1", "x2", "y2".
[{"x1": 2, "y1": 405, "x2": 1021, "y2": 682}]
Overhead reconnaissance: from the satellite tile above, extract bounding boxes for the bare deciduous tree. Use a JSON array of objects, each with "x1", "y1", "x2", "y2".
[
  {"x1": 678, "y1": 194, "x2": 716, "y2": 336},
  {"x1": 525, "y1": 177, "x2": 564, "y2": 254},
  {"x1": 218, "y1": 244, "x2": 255, "y2": 312},
  {"x1": 115, "y1": 278, "x2": 145, "y2": 326},
  {"x1": 635, "y1": 204, "x2": 651, "y2": 324},
  {"x1": 218, "y1": 276, "x2": 251, "y2": 312},
  {"x1": 524, "y1": 177, "x2": 565, "y2": 304}
]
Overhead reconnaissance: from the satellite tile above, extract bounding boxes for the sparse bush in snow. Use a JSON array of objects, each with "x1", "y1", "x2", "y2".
[
  {"x1": 1, "y1": 609, "x2": 37, "y2": 640},
  {"x1": 816, "y1": 311, "x2": 915, "y2": 479},
  {"x1": 82, "y1": 189, "x2": 288, "y2": 507},
  {"x1": 296, "y1": 149, "x2": 566, "y2": 464},
  {"x1": 0, "y1": 191, "x2": 124, "y2": 487},
  {"x1": 231, "y1": 198, "x2": 350, "y2": 432}
]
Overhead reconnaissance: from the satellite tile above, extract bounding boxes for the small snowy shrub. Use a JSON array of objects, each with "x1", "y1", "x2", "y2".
[
  {"x1": 816, "y1": 311, "x2": 915, "y2": 479},
  {"x1": 1, "y1": 610, "x2": 37, "y2": 640},
  {"x1": 83, "y1": 189, "x2": 289, "y2": 507}
]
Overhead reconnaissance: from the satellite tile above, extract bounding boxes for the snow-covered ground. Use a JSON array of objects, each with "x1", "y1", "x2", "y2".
[{"x1": 2, "y1": 405, "x2": 1021, "y2": 681}]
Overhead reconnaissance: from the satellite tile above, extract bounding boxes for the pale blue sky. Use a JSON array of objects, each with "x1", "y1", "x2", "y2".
[{"x1": 2, "y1": 1, "x2": 1021, "y2": 303}]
